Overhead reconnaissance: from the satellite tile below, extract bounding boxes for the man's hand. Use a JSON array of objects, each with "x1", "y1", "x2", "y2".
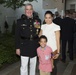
[
  {"x1": 53, "y1": 54, "x2": 59, "y2": 59},
  {"x1": 16, "y1": 49, "x2": 20, "y2": 56}
]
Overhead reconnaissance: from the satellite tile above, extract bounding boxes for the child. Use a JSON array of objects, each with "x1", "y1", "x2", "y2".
[{"x1": 37, "y1": 35, "x2": 54, "y2": 75}]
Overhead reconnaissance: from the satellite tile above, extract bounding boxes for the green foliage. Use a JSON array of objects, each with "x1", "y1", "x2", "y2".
[
  {"x1": 0, "y1": 33, "x2": 19, "y2": 68},
  {"x1": 0, "y1": 0, "x2": 5, "y2": 4},
  {"x1": 0, "y1": 0, "x2": 37, "y2": 10}
]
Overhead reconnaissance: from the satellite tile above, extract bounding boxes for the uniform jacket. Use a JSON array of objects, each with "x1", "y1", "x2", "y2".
[{"x1": 15, "y1": 14, "x2": 41, "y2": 57}]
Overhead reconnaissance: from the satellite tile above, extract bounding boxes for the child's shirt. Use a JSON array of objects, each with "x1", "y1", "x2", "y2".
[{"x1": 37, "y1": 46, "x2": 53, "y2": 72}]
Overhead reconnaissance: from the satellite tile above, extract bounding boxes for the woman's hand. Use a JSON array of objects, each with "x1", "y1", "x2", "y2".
[
  {"x1": 53, "y1": 54, "x2": 59, "y2": 59},
  {"x1": 55, "y1": 30, "x2": 60, "y2": 57}
]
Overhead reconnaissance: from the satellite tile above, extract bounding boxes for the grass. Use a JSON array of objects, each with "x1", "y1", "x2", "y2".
[{"x1": 0, "y1": 33, "x2": 20, "y2": 70}]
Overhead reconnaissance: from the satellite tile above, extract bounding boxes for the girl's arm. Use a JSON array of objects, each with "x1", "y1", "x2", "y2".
[
  {"x1": 55, "y1": 30, "x2": 60, "y2": 53},
  {"x1": 53, "y1": 30, "x2": 60, "y2": 59}
]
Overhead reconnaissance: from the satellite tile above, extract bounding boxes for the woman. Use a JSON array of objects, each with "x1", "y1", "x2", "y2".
[{"x1": 39, "y1": 11, "x2": 60, "y2": 75}]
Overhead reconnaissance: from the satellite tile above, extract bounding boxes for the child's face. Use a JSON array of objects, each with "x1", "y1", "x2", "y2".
[
  {"x1": 44, "y1": 14, "x2": 53, "y2": 24},
  {"x1": 39, "y1": 38, "x2": 47, "y2": 48}
]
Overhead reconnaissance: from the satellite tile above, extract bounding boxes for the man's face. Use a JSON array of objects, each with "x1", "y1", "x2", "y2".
[{"x1": 25, "y1": 5, "x2": 33, "y2": 18}]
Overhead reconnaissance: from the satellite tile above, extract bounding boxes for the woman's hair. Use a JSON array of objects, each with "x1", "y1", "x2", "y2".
[
  {"x1": 39, "y1": 35, "x2": 47, "y2": 42},
  {"x1": 44, "y1": 11, "x2": 54, "y2": 17}
]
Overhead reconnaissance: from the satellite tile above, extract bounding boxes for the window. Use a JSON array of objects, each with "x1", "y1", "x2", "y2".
[{"x1": 70, "y1": 4, "x2": 75, "y2": 11}]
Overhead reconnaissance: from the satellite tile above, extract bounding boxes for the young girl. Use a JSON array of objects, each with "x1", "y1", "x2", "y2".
[
  {"x1": 39, "y1": 11, "x2": 60, "y2": 75},
  {"x1": 37, "y1": 35, "x2": 54, "y2": 75}
]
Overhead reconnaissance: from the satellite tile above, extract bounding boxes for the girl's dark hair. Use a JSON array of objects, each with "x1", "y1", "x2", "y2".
[
  {"x1": 39, "y1": 35, "x2": 47, "y2": 42},
  {"x1": 44, "y1": 11, "x2": 54, "y2": 17}
]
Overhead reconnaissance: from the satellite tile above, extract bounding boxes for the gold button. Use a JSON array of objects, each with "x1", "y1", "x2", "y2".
[
  {"x1": 23, "y1": 28, "x2": 25, "y2": 29},
  {"x1": 30, "y1": 25, "x2": 32, "y2": 27}
]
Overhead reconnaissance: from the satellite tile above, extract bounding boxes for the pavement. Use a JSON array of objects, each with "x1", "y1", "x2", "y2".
[
  {"x1": 0, "y1": 55, "x2": 76, "y2": 75},
  {"x1": 70, "y1": 64, "x2": 76, "y2": 75}
]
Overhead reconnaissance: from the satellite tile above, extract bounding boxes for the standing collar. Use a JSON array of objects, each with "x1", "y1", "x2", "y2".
[
  {"x1": 25, "y1": 15, "x2": 33, "y2": 19},
  {"x1": 46, "y1": 22, "x2": 54, "y2": 26},
  {"x1": 21, "y1": 14, "x2": 33, "y2": 20}
]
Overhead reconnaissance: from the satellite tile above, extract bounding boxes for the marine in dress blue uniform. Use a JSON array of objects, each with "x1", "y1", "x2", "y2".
[
  {"x1": 15, "y1": 4, "x2": 41, "y2": 75},
  {"x1": 15, "y1": 14, "x2": 41, "y2": 57}
]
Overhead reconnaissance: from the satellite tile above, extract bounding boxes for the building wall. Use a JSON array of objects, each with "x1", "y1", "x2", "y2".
[
  {"x1": 0, "y1": 5, "x2": 15, "y2": 33},
  {"x1": 66, "y1": 0, "x2": 76, "y2": 11},
  {"x1": 43, "y1": 0, "x2": 64, "y2": 11}
]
